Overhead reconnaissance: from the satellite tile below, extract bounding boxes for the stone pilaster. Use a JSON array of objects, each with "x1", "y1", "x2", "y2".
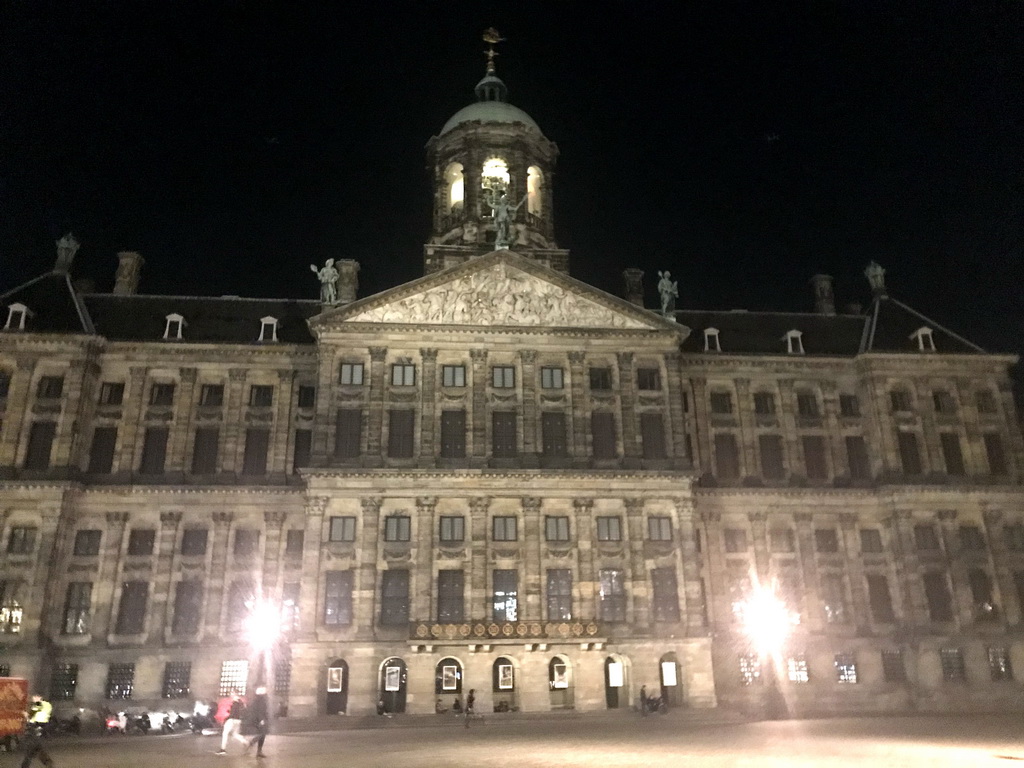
[
  {"x1": 838, "y1": 512, "x2": 869, "y2": 629},
  {"x1": 314, "y1": 348, "x2": 339, "y2": 463},
  {"x1": 700, "y1": 510, "x2": 729, "y2": 631},
  {"x1": 413, "y1": 496, "x2": 437, "y2": 621},
  {"x1": 793, "y1": 512, "x2": 822, "y2": 632},
  {"x1": 262, "y1": 510, "x2": 287, "y2": 593},
  {"x1": 223, "y1": 369, "x2": 247, "y2": 474},
  {"x1": 203, "y1": 510, "x2": 234, "y2": 637},
  {"x1": 97, "y1": 511, "x2": 130, "y2": 639},
  {"x1": 154, "y1": 510, "x2": 183, "y2": 640},
  {"x1": 271, "y1": 370, "x2": 295, "y2": 475},
  {"x1": 690, "y1": 378, "x2": 710, "y2": 475},
  {"x1": 52, "y1": 358, "x2": 87, "y2": 469},
  {"x1": 617, "y1": 353, "x2": 639, "y2": 464},
  {"x1": 573, "y1": 499, "x2": 595, "y2": 618},
  {"x1": 982, "y1": 507, "x2": 1017, "y2": 625},
  {"x1": 419, "y1": 349, "x2": 438, "y2": 464},
  {"x1": 888, "y1": 510, "x2": 927, "y2": 626},
  {"x1": 117, "y1": 366, "x2": 148, "y2": 472},
  {"x1": 733, "y1": 379, "x2": 756, "y2": 473},
  {"x1": 469, "y1": 496, "x2": 490, "y2": 621},
  {"x1": 297, "y1": 496, "x2": 329, "y2": 639},
  {"x1": 469, "y1": 349, "x2": 488, "y2": 461},
  {"x1": 664, "y1": 353, "x2": 689, "y2": 464},
  {"x1": 777, "y1": 379, "x2": 799, "y2": 479},
  {"x1": 0, "y1": 356, "x2": 36, "y2": 468},
  {"x1": 937, "y1": 508, "x2": 969, "y2": 629},
  {"x1": 365, "y1": 347, "x2": 388, "y2": 461},
  {"x1": 624, "y1": 497, "x2": 648, "y2": 624},
  {"x1": 673, "y1": 496, "x2": 704, "y2": 634},
  {"x1": 167, "y1": 367, "x2": 197, "y2": 473},
  {"x1": 522, "y1": 496, "x2": 542, "y2": 619},
  {"x1": 520, "y1": 351, "x2": 538, "y2": 460},
  {"x1": 356, "y1": 497, "x2": 382, "y2": 632},
  {"x1": 568, "y1": 351, "x2": 587, "y2": 459}
]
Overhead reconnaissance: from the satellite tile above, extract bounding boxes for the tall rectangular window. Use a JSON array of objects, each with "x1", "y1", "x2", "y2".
[
  {"x1": 599, "y1": 569, "x2": 626, "y2": 622},
  {"x1": 709, "y1": 392, "x2": 733, "y2": 415},
  {"x1": 714, "y1": 433, "x2": 740, "y2": 479},
  {"x1": 139, "y1": 427, "x2": 169, "y2": 475},
  {"x1": 845, "y1": 435, "x2": 871, "y2": 480},
  {"x1": 839, "y1": 394, "x2": 861, "y2": 417},
  {"x1": 939, "y1": 648, "x2": 966, "y2": 682},
  {"x1": 437, "y1": 570, "x2": 465, "y2": 623},
  {"x1": 923, "y1": 571, "x2": 954, "y2": 622},
  {"x1": 739, "y1": 654, "x2": 761, "y2": 686},
  {"x1": 171, "y1": 580, "x2": 203, "y2": 635},
  {"x1": 866, "y1": 574, "x2": 895, "y2": 623},
  {"x1": 384, "y1": 516, "x2": 411, "y2": 542},
  {"x1": 285, "y1": 530, "x2": 304, "y2": 556},
  {"x1": 753, "y1": 392, "x2": 775, "y2": 416},
  {"x1": 959, "y1": 525, "x2": 986, "y2": 551},
  {"x1": 491, "y1": 366, "x2": 515, "y2": 388},
  {"x1": 114, "y1": 581, "x2": 148, "y2": 635},
  {"x1": 541, "y1": 412, "x2": 568, "y2": 457},
  {"x1": 769, "y1": 528, "x2": 795, "y2": 553},
  {"x1": 820, "y1": 573, "x2": 848, "y2": 623},
  {"x1": 0, "y1": 371, "x2": 9, "y2": 398},
  {"x1": 651, "y1": 568, "x2": 680, "y2": 622},
  {"x1": 248, "y1": 385, "x2": 274, "y2": 407},
  {"x1": 380, "y1": 570, "x2": 410, "y2": 625},
  {"x1": 545, "y1": 516, "x2": 570, "y2": 542},
  {"x1": 293, "y1": 429, "x2": 312, "y2": 471},
  {"x1": 335, "y1": 409, "x2": 363, "y2": 458},
  {"x1": 977, "y1": 390, "x2": 998, "y2": 414},
  {"x1": 191, "y1": 428, "x2": 220, "y2": 474},
  {"x1": 546, "y1": 569, "x2": 572, "y2": 620},
  {"x1": 1005, "y1": 524, "x2": 1024, "y2": 552},
  {"x1": 588, "y1": 367, "x2": 612, "y2": 390},
  {"x1": 439, "y1": 516, "x2": 465, "y2": 543},
  {"x1": 390, "y1": 364, "x2": 416, "y2": 386},
  {"x1": 37, "y1": 376, "x2": 64, "y2": 399},
  {"x1": 985, "y1": 433, "x2": 1008, "y2": 475},
  {"x1": 219, "y1": 660, "x2": 249, "y2": 697},
  {"x1": 162, "y1": 662, "x2": 192, "y2": 699},
  {"x1": 492, "y1": 516, "x2": 517, "y2": 542},
  {"x1": 149, "y1": 382, "x2": 175, "y2": 406},
  {"x1": 939, "y1": 433, "x2": 965, "y2": 475},
  {"x1": 796, "y1": 391, "x2": 820, "y2": 418},
  {"x1": 339, "y1": 363, "x2": 364, "y2": 386},
  {"x1": 896, "y1": 432, "x2": 923, "y2": 475},
  {"x1": 73, "y1": 529, "x2": 102, "y2": 556},
  {"x1": 648, "y1": 516, "x2": 672, "y2": 541},
  {"x1": 787, "y1": 655, "x2": 810, "y2": 683},
  {"x1": 199, "y1": 384, "x2": 224, "y2": 406},
  {"x1": 127, "y1": 529, "x2": 155, "y2": 556},
  {"x1": 233, "y1": 529, "x2": 259, "y2": 557},
  {"x1": 724, "y1": 528, "x2": 747, "y2": 553},
  {"x1": 180, "y1": 528, "x2": 208, "y2": 556},
  {"x1": 596, "y1": 516, "x2": 622, "y2": 542},
  {"x1": 23, "y1": 421, "x2": 56, "y2": 470},
  {"x1": 441, "y1": 365, "x2": 466, "y2": 387},
  {"x1": 636, "y1": 368, "x2": 661, "y2": 391},
  {"x1": 329, "y1": 516, "x2": 356, "y2": 542},
  {"x1": 440, "y1": 409, "x2": 466, "y2": 458},
  {"x1": 87, "y1": 427, "x2": 117, "y2": 474},
  {"x1": 492, "y1": 569, "x2": 518, "y2": 622},
  {"x1": 297, "y1": 385, "x2": 316, "y2": 408},
  {"x1": 802, "y1": 436, "x2": 828, "y2": 479},
  {"x1": 492, "y1": 411, "x2": 517, "y2": 457},
  {"x1": 324, "y1": 570, "x2": 354, "y2": 626},
  {"x1": 968, "y1": 568, "x2": 996, "y2": 620},
  {"x1": 881, "y1": 649, "x2": 906, "y2": 682},
  {"x1": 860, "y1": 528, "x2": 883, "y2": 553},
  {"x1": 0, "y1": 581, "x2": 23, "y2": 634},
  {"x1": 241, "y1": 428, "x2": 270, "y2": 476},
  {"x1": 640, "y1": 412, "x2": 667, "y2": 459},
  {"x1": 914, "y1": 524, "x2": 940, "y2": 551},
  {"x1": 541, "y1": 367, "x2": 564, "y2": 389},
  {"x1": 834, "y1": 653, "x2": 857, "y2": 684},
  {"x1": 890, "y1": 389, "x2": 913, "y2": 412},
  {"x1": 62, "y1": 582, "x2": 92, "y2": 635},
  {"x1": 758, "y1": 434, "x2": 785, "y2": 479},
  {"x1": 932, "y1": 390, "x2": 957, "y2": 414},
  {"x1": 591, "y1": 412, "x2": 617, "y2": 459},
  {"x1": 387, "y1": 409, "x2": 415, "y2": 458},
  {"x1": 814, "y1": 528, "x2": 839, "y2": 553}
]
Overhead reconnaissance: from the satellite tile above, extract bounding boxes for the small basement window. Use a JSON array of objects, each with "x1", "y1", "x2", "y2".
[
  {"x1": 163, "y1": 313, "x2": 185, "y2": 340},
  {"x1": 259, "y1": 316, "x2": 279, "y2": 342}
]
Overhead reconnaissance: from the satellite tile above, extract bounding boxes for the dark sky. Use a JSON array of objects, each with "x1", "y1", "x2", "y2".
[{"x1": 2, "y1": 2, "x2": 1022, "y2": 353}]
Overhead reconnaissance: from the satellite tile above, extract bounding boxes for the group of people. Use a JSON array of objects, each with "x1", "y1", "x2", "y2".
[
  {"x1": 216, "y1": 686, "x2": 270, "y2": 757},
  {"x1": 433, "y1": 689, "x2": 478, "y2": 727}
]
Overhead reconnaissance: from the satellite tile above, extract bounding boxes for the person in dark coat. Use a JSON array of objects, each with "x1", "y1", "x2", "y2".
[{"x1": 245, "y1": 686, "x2": 269, "y2": 758}]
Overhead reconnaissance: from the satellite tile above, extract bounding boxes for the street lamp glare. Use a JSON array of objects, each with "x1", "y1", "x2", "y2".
[
  {"x1": 742, "y1": 586, "x2": 793, "y2": 656},
  {"x1": 245, "y1": 599, "x2": 280, "y2": 651}
]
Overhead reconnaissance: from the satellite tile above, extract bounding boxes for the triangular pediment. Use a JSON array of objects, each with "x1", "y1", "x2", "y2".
[{"x1": 320, "y1": 252, "x2": 678, "y2": 333}]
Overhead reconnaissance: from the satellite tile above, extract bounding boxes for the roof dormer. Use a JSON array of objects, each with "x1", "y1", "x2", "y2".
[
  {"x1": 704, "y1": 327, "x2": 721, "y2": 352},
  {"x1": 783, "y1": 329, "x2": 804, "y2": 355},
  {"x1": 4, "y1": 303, "x2": 30, "y2": 331},
  {"x1": 910, "y1": 326, "x2": 935, "y2": 352},
  {"x1": 163, "y1": 313, "x2": 185, "y2": 341},
  {"x1": 259, "y1": 316, "x2": 279, "y2": 342}
]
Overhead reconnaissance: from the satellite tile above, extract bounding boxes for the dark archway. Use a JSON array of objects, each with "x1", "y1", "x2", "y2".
[
  {"x1": 325, "y1": 658, "x2": 349, "y2": 714},
  {"x1": 379, "y1": 657, "x2": 408, "y2": 714},
  {"x1": 492, "y1": 657, "x2": 516, "y2": 712}
]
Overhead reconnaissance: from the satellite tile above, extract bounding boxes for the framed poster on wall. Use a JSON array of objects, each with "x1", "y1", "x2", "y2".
[
  {"x1": 551, "y1": 663, "x2": 568, "y2": 689},
  {"x1": 661, "y1": 661, "x2": 677, "y2": 687},
  {"x1": 327, "y1": 667, "x2": 344, "y2": 693},
  {"x1": 385, "y1": 666, "x2": 401, "y2": 692},
  {"x1": 607, "y1": 661, "x2": 624, "y2": 687},
  {"x1": 498, "y1": 664, "x2": 514, "y2": 690},
  {"x1": 442, "y1": 665, "x2": 459, "y2": 691}
]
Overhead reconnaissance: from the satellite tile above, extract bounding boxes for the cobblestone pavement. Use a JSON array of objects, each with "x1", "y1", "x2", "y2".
[{"x1": 4, "y1": 712, "x2": 1024, "y2": 768}]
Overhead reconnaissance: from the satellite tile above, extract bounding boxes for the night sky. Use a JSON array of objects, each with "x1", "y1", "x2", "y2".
[{"x1": 2, "y1": 2, "x2": 1022, "y2": 355}]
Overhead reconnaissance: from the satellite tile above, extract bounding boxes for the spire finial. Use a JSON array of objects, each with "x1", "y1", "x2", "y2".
[{"x1": 482, "y1": 27, "x2": 504, "y2": 75}]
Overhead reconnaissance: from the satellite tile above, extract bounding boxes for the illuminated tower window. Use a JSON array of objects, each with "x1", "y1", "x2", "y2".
[
  {"x1": 527, "y1": 166, "x2": 543, "y2": 215},
  {"x1": 482, "y1": 157, "x2": 510, "y2": 196},
  {"x1": 444, "y1": 162, "x2": 464, "y2": 212}
]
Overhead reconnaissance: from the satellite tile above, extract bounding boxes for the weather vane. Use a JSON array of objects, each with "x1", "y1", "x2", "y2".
[{"x1": 482, "y1": 27, "x2": 505, "y2": 74}]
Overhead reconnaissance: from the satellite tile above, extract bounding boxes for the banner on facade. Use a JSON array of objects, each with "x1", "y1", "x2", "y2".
[
  {"x1": 661, "y1": 661, "x2": 677, "y2": 687},
  {"x1": 0, "y1": 678, "x2": 27, "y2": 738},
  {"x1": 607, "y1": 661, "x2": 624, "y2": 687}
]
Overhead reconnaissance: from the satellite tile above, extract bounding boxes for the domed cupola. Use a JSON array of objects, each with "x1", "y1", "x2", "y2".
[{"x1": 424, "y1": 29, "x2": 568, "y2": 275}]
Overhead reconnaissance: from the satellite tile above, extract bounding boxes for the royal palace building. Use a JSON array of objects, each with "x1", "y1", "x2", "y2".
[{"x1": 1, "y1": 48, "x2": 1023, "y2": 721}]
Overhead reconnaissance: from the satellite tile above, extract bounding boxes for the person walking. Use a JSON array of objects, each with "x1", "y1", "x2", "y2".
[
  {"x1": 21, "y1": 694, "x2": 55, "y2": 768},
  {"x1": 244, "y1": 686, "x2": 269, "y2": 758},
  {"x1": 463, "y1": 689, "x2": 475, "y2": 728},
  {"x1": 639, "y1": 685, "x2": 648, "y2": 716},
  {"x1": 216, "y1": 692, "x2": 249, "y2": 755}
]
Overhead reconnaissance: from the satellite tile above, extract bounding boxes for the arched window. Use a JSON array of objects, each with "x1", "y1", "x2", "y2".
[
  {"x1": 443, "y1": 163, "x2": 464, "y2": 213},
  {"x1": 481, "y1": 157, "x2": 510, "y2": 196},
  {"x1": 527, "y1": 166, "x2": 543, "y2": 215}
]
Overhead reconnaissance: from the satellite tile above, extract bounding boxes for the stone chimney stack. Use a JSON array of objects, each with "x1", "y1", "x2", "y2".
[
  {"x1": 622, "y1": 268, "x2": 644, "y2": 307},
  {"x1": 336, "y1": 259, "x2": 360, "y2": 305},
  {"x1": 113, "y1": 251, "x2": 144, "y2": 295},
  {"x1": 811, "y1": 274, "x2": 836, "y2": 316},
  {"x1": 864, "y1": 261, "x2": 887, "y2": 297},
  {"x1": 54, "y1": 233, "x2": 80, "y2": 273}
]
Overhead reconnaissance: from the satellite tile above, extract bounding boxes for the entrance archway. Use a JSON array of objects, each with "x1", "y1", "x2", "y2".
[
  {"x1": 325, "y1": 658, "x2": 349, "y2": 715},
  {"x1": 435, "y1": 657, "x2": 463, "y2": 708},
  {"x1": 548, "y1": 655, "x2": 574, "y2": 710},
  {"x1": 604, "y1": 655, "x2": 629, "y2": 709},
  {"x1": 659, "y1": 652, "x2": 682, "y2": 707},
  {"x1": 379, "y1": 657, "x2": 408, "y2": 714},
  {"x1": 492, "y1": 656, "x2": 516, "y2": 712}
]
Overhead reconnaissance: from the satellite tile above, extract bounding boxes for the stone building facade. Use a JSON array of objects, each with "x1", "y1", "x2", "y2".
[{"x1": 1, "y1": 53, "x2": 1022, "y2": 720}]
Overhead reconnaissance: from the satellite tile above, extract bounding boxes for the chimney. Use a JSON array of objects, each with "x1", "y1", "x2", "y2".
[
  {"x1": 811, "y1": 274, "x2": 835, "y2": 315},
  {"x1": 864, "y1": 261, "x2": 887, "y2": 297},
  {"x1": 113, "y1": 251, "x2": 144, "y2": 295},
  {"x1": 54, "y1": 233, "x2": 80, "y2": 273},
  {"x1": 622, "y1": 268, "x2": 645, "y2": 307},
  {"x1": 336, "y1": 259, "x2": 360, "y2": 305}
]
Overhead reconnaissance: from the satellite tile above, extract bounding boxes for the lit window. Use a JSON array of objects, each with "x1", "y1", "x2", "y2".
[
  {"x1": 163, "y1": 313, "x2": 185, "y2": 340},
  {"x1": 258, "y1": 316, "x2": 278, "y2": 342},
  {"x1": 444, "y1": 162, "x2": 465, "y2": 212},
  {"x1": 0, "y1": 581, "x2": 23, "y2": 634},
  {"x1": 939, "y1": 648, "x2": 965, "y2": 682},
  {"x1": 739, "y1": 653, "x2": 761, "y2": 685},
  {"x1": 219, "y1": 659, "x2": 249, "y2": 697},
  {"x1": 787, "y1": 654, "x2": 809, "y2": 683},
  {"x1": 162, "y1": 662, "x2": 191, "y2": 699},
  {"x1": 989, "y1": 647, "x2": 1014, "y2": 682},
  {"x1": 835, "y1": 653, "x2": 857, "y2": 683},
  {"x1": 526, "y1": 166, "x2": 543, "y2": 215},
  {"x1": 481, "y1": 157, "x2": 510, "y2": 194}
]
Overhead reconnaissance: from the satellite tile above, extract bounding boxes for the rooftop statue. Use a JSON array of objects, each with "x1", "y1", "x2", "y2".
[
  {"x1": 486, "y1": 190, "x2": 525, "y2": 250},
  {"x1": 657, "y1": 270, "x2": 678, "y2": 316},
  {"x1": 311, "y1": 259, "x2": 340, "y2": 305}
]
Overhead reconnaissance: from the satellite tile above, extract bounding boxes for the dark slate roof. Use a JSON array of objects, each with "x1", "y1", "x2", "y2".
[
  {"x1": 83, "y1": 295, "x2": 319, "y2": 344},
  {"x1": 860, "y1": 295, "x2": 984, "y2": 354},
  {"x1": 675, "y1": 310, "x2": 867, "y2": 356},
  {"x1": 0, "y1": 271, "x2": 94, "y2": 334}
]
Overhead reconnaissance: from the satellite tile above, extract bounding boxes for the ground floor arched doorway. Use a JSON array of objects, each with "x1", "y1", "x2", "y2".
[
  {"x1": 325, "y1": 658, "x2": 349, "y2": 714},
  {"x1": 548, "y1": 655, "x2": 574, "y2": 710},
  {"x1": 379, "y1": 657, "x2": 408, "y2": 714},
  {"x1": 604, "y1": 655, "x2": 629, "y2": 709},
  {"x1": 659, "y1": 652, "x2": 682, "y2": 707},
  {"x1": 492, "y1": 656, "x2": 517, "y2": 712}
]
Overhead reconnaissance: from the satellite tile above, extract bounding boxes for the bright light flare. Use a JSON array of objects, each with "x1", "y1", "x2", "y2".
[
  {"x1": 244, "y1": 599, "x2": 280, "y2": 651},
  {"x1": 741, "y1": 585, "x2": 796, "y2": 656}
]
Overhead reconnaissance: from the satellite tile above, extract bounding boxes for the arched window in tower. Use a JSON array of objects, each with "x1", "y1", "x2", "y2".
[
  {"x1": 527, "y1": 166, "x2": 543, "y2": 216},
  {"x1": 443, "y1": 162, "x2": 464, "y2": 213},
  {"x1": 481, "y1": 157, "x2": 510, "y2": 197}
]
